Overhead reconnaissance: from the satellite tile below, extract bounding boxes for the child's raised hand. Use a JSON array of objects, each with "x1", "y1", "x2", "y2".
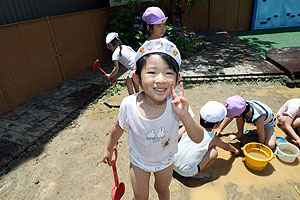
[{"x1": 171, "y1": 82, "x2": 189, "y2": 118}]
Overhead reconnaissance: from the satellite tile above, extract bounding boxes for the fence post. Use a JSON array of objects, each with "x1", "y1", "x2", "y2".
[{"x1": 46, "y1": 16, "x2": 67, "y2": 81}]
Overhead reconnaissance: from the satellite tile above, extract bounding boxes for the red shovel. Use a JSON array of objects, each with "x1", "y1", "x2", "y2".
[
  {"x1": 107, "y1": 147, "x2": 125, "y2": 200},
  {"x1": 93, "y1": 59, "x2": 117, "y2": 86}
]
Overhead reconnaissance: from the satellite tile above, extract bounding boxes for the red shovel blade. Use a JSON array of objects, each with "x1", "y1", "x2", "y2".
[{"x1": 111, "y1": 182, "x2": 125, "y2": 200}]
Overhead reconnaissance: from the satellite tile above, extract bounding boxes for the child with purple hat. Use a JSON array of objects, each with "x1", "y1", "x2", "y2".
[
  {"x1": 216, "y1": 95, "x2": 277, "y2": 149},
  {"x1": 142, "y1": 6, "x2": 168, "y2": 40},
  {"x1": 102, "y1": 38, "x2": 204, "y2": 199}
]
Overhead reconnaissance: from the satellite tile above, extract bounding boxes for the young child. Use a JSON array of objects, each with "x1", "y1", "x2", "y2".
[
  {"x1": 216, "y1": 95, "x2": 277, "y2": 149},
  {"x1": 277, "y1": 98, "x2": 300, "y2": 146},
  {"x1": 101, "y1": 38, "x2": 204, "y2": 200},
  {"x1": 105, "y1": 32, "x2": 139, "y2": 95},
  {"x1": 142, "y1": 6, "x2": 167, "y2": 40},
  {"x1": 173, "y1": 101, "x2": 240, "y2": 180}
]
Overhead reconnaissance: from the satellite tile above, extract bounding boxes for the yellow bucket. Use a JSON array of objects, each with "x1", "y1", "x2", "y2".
[{"x1": 241, "y1": 142, "x2": 275, "y2": 171}]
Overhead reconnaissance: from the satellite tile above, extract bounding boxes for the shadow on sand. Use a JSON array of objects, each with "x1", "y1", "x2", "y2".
[{"x1": 172, "y1": 154, "x2": 238, "y2": 188}]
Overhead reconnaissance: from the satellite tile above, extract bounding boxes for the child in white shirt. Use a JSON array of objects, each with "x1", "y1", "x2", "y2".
[
  {"x1": 277, "y1": 98, "x2": 300, "y2": 146},
  {"x1": 106, "y1": 32, "x2": 139, "y2": 95},
  {"x1": 174, "y1": 101, "x2": 240, "y2": 180},
  {"x1": 101, "y1": 38, "x2": 204, "y2": 200}
]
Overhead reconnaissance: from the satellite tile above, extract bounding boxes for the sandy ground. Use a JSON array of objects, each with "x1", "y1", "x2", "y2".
[{"x1": 0, "y1": 81, "x2": 300, "y2": 200}]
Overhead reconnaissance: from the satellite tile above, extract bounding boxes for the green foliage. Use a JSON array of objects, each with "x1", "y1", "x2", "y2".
[
  {"x1": 165, "y1": 21, "x2": 201, "y2": 59},
  {"x1": 109, "y1": 0, "x2": 203, "y2": 58},
  {"x1": 104, "y1": 84, "x2": 125, "y2": 96},
  {"x1": 109, "y1": 2, "x2": 147, "y2": 51}
]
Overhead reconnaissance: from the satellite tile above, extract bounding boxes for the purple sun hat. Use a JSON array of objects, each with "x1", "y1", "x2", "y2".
[
  {"x1": 142, "y1": 7, "x2": 168, "y2": 25},
  {"x1": 225, "y1": 95, "x2": 247, "y2": 118}
]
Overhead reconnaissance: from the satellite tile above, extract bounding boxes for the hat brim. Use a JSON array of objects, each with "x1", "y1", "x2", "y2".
[
  {"x1": 226, "y1": 108, "x2": 245, "y2": 118},
  {"x1": 151, "y1": 17, "x2": 168, "y2": 24}
]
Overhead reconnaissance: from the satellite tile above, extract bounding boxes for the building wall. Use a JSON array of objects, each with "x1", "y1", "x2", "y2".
[
  {"x1": 0, "y1": 1, "x2": 254, "y2": 116},
  {"x1": 0, "y1": 0, "x2": 109, "y2": 26}
]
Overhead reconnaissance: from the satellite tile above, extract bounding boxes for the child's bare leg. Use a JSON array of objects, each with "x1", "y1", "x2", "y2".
[
  {"x1": 153, "y1": 165, "x2": 173, "y2": 200},
  {"x1": 279, "y1": 116, "x2": 300, "y2": 144},
  {"x1": 291, "y1": 118, "x2": 300, "y2": 144},
  {"x1": 264, "y1": 127, "x2": 276, "y2": 149},
  {"x1": 130, "y1": 163, "x2": 151, "y2": 200},
  {"x1": 126, "y1": 77, "x2": 134, "y2": 95},
  {"x1": 193, "y1": 147, "x2": 218, "y2": 178}
]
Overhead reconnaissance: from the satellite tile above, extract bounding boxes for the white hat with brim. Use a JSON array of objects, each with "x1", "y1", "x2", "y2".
[
  {"x1": 200, "y1": 101, "x2": 227, "y2": 123},
  {"x1": 106, "y1": 32, "x2": 118, "y2": 44},
  {"x1": 135, "y1": 38, "x2": 181, "y2": 67}
]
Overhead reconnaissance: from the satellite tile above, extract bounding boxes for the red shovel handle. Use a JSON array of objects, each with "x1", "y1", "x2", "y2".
[
  {"x1": 93, "y1": 59, "x2": 118, "y2": 86},
  {"x1": 108, "y1": 147, "x2": 117, "y2": 166},
  {"x1": 107, "y1": 147, "x2": 120, "y2": 186}
]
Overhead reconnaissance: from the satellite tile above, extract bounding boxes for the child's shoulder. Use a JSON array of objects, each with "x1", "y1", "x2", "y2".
[{"x1": 123, "y1": 93, "x2": 138, "y2": 102}]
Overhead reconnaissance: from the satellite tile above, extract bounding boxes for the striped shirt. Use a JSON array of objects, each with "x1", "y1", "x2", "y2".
[{"x1": 243, "y1": 100, "x2": 276, "y2": 127}]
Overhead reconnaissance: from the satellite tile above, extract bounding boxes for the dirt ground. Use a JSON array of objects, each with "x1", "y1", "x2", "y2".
[{"x1": 0, "y1": 81, "x2": 300, "y2": 200}]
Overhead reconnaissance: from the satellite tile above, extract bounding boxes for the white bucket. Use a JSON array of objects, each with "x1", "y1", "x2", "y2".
[{"x1": 275, "y1": 143, "x2": 300, "y2": 164}]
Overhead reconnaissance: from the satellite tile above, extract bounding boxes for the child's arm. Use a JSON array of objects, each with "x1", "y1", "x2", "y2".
[
  {"x1": 106, "y1": 60, "x2": 120, "y2": 78},
  {"x1": 178, "y1": 126, "x2": 186, "y2": 139},
  {"x1": 211, "y1": 136, "x2": 240, "y2": 155},
  {"x1": 228, "y1": 117, "x2": 244, "y2": 141},
  {"x1": 101, "y1": 120, "x2": 124, "y2": 164},
  {"x1": 215, "y1": 117, "x2": 233, "y2": 136},
  {"x1": 171, "y1": 82, "x2": 204, "y2": 143},
  {"x1": 255, "y1": 116, "x2": 266, "y2": 144}
]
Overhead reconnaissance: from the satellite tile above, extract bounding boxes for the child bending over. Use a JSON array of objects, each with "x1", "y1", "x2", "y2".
[
  {"x1": 216, "y1": 95, "x2": 277, "y2": 149},
  {"x1": 277, "y1": 98, "x2": 300, "y2": 146},
  {"x1": 173, "y1": 101, "x2": 240, "y2": 180},
  {"x1": 105, "y1": 32, "x2": 139, "y2": 95}
]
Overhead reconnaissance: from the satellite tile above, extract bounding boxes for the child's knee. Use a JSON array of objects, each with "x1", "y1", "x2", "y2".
[
  {"x1": 154, "y1": 184, "x2": 169, "y2": 196},
  {"x1": 211, "y1": 148, "x2": 218, "y2": 159},
  {"x1": 133, "y1": 191, "x2": 149, "y2": 200}
]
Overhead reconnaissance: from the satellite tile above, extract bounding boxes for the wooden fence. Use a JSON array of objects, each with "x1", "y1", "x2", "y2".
[{"x1": 0, "y1": 0, "x2": 254, "y2": 116}]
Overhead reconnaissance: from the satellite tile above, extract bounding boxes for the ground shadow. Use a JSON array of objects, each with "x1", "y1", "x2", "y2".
[
  {"x1": 173, "y1": 155, "x2": 238, "y2": 188},
  {"x1": 181, "y1": 31, "x2": 268, "y2": 76},
  {"x1": 230, "y1": 27, "x2": 300, "y2": 37},
  {"x1": 229, "y1": 27, "x2": 300, "y2": 58},
  {"x1": 0, "y1": 64, "x2": 127, "y2": 177}
]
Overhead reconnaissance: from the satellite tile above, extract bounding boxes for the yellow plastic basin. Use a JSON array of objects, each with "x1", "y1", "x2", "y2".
[{"x1": 241, "y1": 142, "x2": 274, "y2": 171}]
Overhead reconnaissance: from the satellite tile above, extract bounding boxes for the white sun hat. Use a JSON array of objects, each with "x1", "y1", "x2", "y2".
[
  {"x1": 135, "y1": 38, "x2": 181, "y2": 67},
  {"x1": 106, "y1": 32, "x2": 119, "y2": 44},
  {"x1": 200, "y1": 101, "x2": 227, "y2": 123}
]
